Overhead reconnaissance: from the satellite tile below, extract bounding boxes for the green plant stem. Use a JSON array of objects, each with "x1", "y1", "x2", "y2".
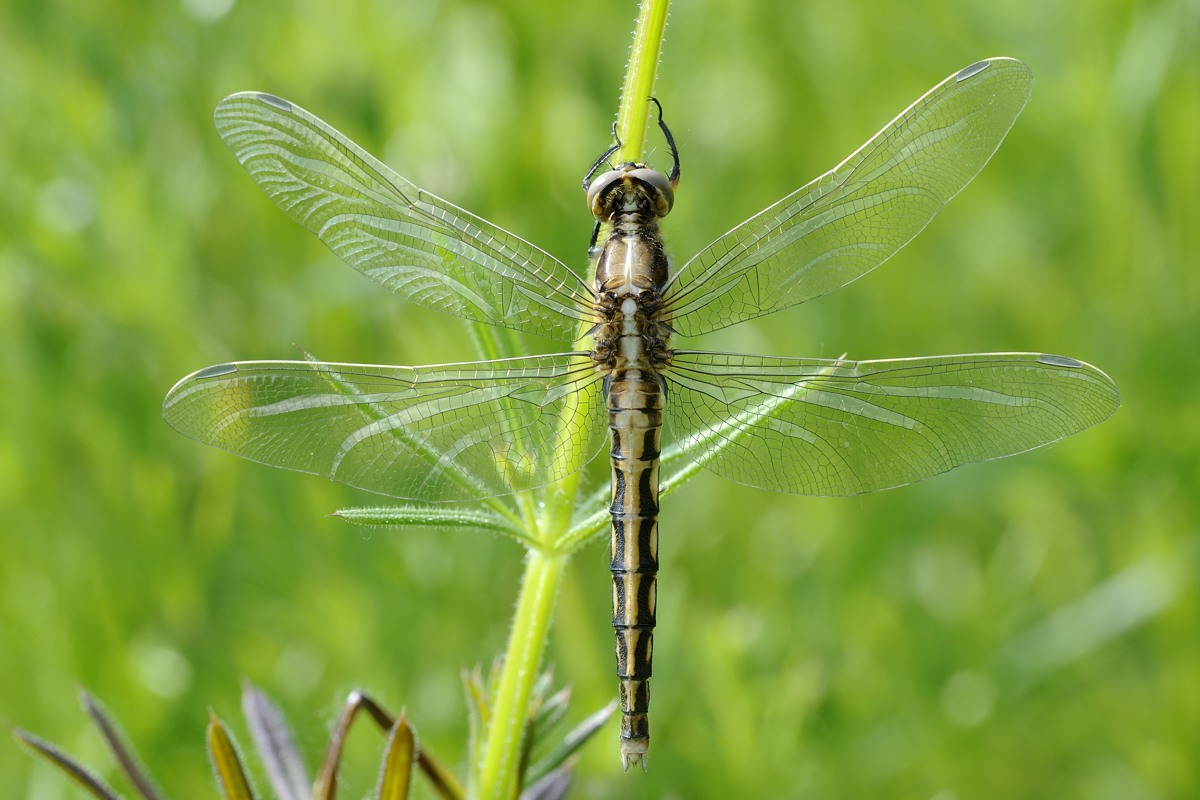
[
  {"x1": 616, "y1": 0, "x2": 671, "y2": 164},
  {"x1": 477, "y1": 549, "x2": 569, "y2": 800}
]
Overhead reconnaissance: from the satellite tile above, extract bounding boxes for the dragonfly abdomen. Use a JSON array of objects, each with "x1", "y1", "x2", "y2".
[
  {"x1": 606, "y1": 366, "x2": 663, "y2": 770},
  {"x1": 585, "y1": 153, "x2": 675, "y2": 769}
]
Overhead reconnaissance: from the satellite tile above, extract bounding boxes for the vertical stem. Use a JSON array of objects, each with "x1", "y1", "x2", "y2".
[
  {"x1": 477, "y1": 549, "x2": 568, "y2": 800},
  {"x1": 616, "y1": 0, "x2": 672, "y2": 164}
]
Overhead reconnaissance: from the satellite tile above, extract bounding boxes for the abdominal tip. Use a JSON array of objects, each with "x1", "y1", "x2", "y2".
[
  {"x1": 621, "y1": 752, "x2": 649, "y2": 771},
  {"x1": 620, "y1": 742, "x2": 649, "y2": 772}
]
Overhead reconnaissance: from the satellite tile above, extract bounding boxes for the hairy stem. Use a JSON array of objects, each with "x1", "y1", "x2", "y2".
[
  {"x1": 476, "y1": 549, "x2": 568, "y2": 799},
  {"x1": 617, "y1": 0, "x2": 672, "y2": 165}
]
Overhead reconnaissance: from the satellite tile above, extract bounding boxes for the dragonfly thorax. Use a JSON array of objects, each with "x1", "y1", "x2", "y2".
[
  {"x1": 589, "y1": 162, "x2": 674, "y2": 377},
  {"x1": 591, "y1": 290, "x2": 671, "y2": 375}
]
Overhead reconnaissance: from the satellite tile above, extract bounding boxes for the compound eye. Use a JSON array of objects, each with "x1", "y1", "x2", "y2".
[
  {"x1": 628, "y1": 167, "x2": 674, "y2": 217},
  {"x1": 585, "y1": 170, "x2": 623, "y2": 219}
]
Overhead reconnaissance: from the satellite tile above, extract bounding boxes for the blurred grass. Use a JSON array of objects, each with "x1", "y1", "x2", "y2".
[{"x1": 2, "y1": 0, "x2": 1197, "y2": 797}]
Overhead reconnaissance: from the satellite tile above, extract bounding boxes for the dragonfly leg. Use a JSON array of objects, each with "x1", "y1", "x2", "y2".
[
  {"x1": 588, "y1": 219, "x2": 604, "y2": 257},
  {"x1": 649, "y1": 97, "x2": 680, "y2": 187},
  {"x1": 583, "y1": 121, "x2": 623, "y2": 190}
]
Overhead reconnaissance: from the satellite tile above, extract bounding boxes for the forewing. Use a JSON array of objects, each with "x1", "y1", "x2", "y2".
[
  {"x1": 163, "y1": 354, "x2": 606, "y2": 501},
  {"x1": 214, "y1": 93, "x2": 594, "y2": 341},
  {"x1": 663, "y1": 351, "x2": 1120, "y2": 496},
  {"x1": 663, "y1": 58, "x2": 1033, "y2": 335}
]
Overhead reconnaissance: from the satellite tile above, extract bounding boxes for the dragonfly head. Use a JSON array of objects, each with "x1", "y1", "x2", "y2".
[{"x1": 586, "y1": 164, "x2": 675, "y2": 223}]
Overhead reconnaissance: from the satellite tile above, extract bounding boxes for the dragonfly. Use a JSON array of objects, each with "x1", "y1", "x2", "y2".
[{"x1": 164, "y1": 57, "x2": 1120, "y2": 769}]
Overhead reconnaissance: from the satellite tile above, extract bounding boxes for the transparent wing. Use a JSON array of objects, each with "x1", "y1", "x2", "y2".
[
  {"x1": 163, "y1": 354, "x2": 606, "y2": 501},
  {"x1": 663, "y1": 58, "x2": 1033, "y2": 336},
  {"x1": 214, "y1": 92, "x2": 595, "y2": 341},
  {"x1": 663, "y1": 351, "x2": 1120, "y2": 496}
]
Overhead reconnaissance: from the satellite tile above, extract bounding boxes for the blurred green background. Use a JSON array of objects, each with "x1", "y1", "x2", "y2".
[{"x1": 2, "y1": 0, "x2": 1196, "y2": 796}]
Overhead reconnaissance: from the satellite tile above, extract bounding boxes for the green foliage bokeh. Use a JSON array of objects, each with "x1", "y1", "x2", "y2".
[{"x1": 2, "y1": 0, "x2": 1196, "y2": 797}]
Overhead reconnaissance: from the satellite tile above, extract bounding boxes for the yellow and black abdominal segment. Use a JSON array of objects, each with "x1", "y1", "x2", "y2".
[{"x1": 607, "y1": 368, "x2": 664, "y2": 768}]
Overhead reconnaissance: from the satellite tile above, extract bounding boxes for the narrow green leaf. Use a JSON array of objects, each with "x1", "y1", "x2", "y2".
[
  {"x1": 529, "y1": 669, "x2": 554, "y2": 705},
  {"x1": 297, "y1": 348, "x2": 468, "y2": 487},
  {"x1": 78, "y1": 690, "x2": 164, "y2": 800},
  {"x1": 241, "y1": 683, "x2": 309, "y2": 800},
  {"x1": 462, "y1": 667, "x2": 486, "y2": 797},
  {"x1": 530, "y1": 686, "x2": 571, "y2": 741},
  {"x1": 374, "y1": 713, "x2": 415, "y2": 800},
  {"x1": 524, "y1": 701, "x2": 617, "y2": 786},
  {"x1": 516, "y1": 673, "x2": 567, "y2": 794},
  {"x1": 333, "y1": 505, "x2": 532, "y2": 546},
  {"x1": 295, "y1": 350, "x2": 529, "y2": 519},
  {"x1": 516, "y1": 713, "x2": 537, "y2": 796},
  {"x1": 207, "y1": 711, "x2": 256, "y2": 800},
  {"x1": 486, "y1": 656, "x2": 504, "y2": 709},
  {"x1": 10, "y1": 725, "x2": 120, "y2": 800}
]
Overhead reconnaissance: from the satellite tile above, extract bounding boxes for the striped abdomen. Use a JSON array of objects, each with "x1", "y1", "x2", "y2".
[
  {"x1": 607, "y1": 366, "x2": 662, "y2": 769},
  {"x1": 586, "y1": 157, "x2": 674, "y2": 769}
]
